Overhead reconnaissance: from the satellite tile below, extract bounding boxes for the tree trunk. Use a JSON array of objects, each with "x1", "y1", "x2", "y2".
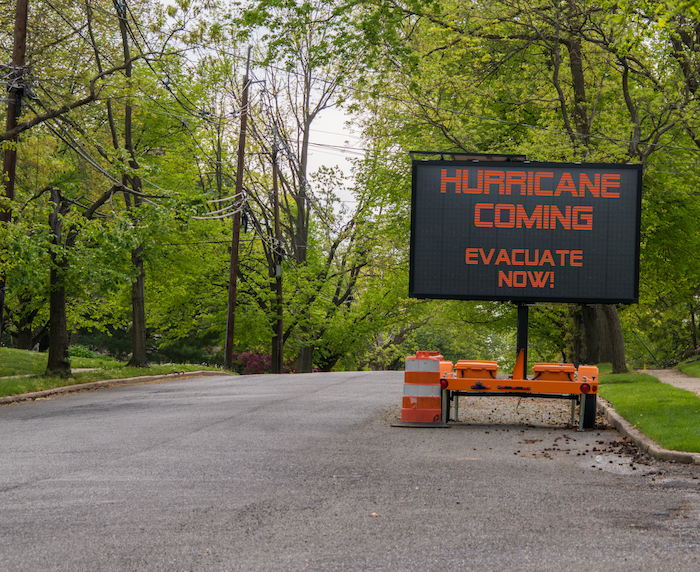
[
  {"x1": 297, "y1": 344, "x2": 314, "y2": 373},
  {"x1": 271, "y1": 334, "x2": 281, "y2": 372},
  {"x1": 565, "y1": 36, "x2": 590, "y2": 149},
  {"x1": 602, "y1": 304, "x2": 628, "y2": 373},
  {"x1": 597, "y1": 305, "x2": 613, "y2": 363},
  {"x1": 16, "y1": 292, "x2": 35, "y2": 350},
  {"x1": 594, "y1": 304, "x2": 613, "y2": 363},
  {"x1": 46, "y1": 188, "x2": 70, "y2": 376},
  {"x1": 46, "y1": 263, "x2": 70, "y2": 376},
  {"x1": 115, "y1": 2, "x2": 148, "y2": 368},
  {"x1": 582, "y1": 304, "x2": 618, "y2": 366},
  {"x1": 17, "y1": 316, "x2": 33, "y2": 349},
  {"x1": 126, "y1": 244, "x2": 148, "y2": 367},
  {"x1": 570, "y1": 306, "x2": 583, "y2": 367},
  {"x1": 581, "y1": 305, "x2": 600, "y2": 364}
]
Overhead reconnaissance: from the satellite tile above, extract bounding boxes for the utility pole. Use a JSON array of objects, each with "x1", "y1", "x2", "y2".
[
  {"x1": 272, "y1": 127, "x2": 284, "y2": 373},
  {"x1": 224, "y1": 47, "x2": 252, "y2": 370},
  {"x1": 0, "y1": 0, "x2": 30, "y2": 344}
]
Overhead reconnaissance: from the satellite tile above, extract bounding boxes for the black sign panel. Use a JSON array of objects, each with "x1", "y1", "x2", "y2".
[{"x1": 409, "y1": 159, "x2": 642, "y2": 303}]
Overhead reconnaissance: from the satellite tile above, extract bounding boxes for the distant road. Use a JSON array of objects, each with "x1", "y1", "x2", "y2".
[{"x1": 1, "y1": 372, "x2": 698, "y2": 571}]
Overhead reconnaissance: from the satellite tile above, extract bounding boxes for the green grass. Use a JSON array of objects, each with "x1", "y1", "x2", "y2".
[
  {"x1": 678, "y1": 360, "x2": 700, "y2": 378},
  {"x1": 597, "y1": 363, "x2": 612, "y2": 375},
  {"x1": 599, "y1": 371, "x2": 700, "y2": 453},
  {"x1": 0, "y1": 347, "x2": 223, "y2": 398},
  {"x1": 71, "y1": 355, "x2": 122, "y2": 369},
  {"x1": 0, "y1": 347, "x2": 47, "y2": 376}
]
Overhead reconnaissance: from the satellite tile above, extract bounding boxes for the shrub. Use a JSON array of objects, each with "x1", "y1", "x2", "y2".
[
  {"x1": 69, "y1": 345, "x2": 99, "y2": 359},
  {"x1": 232, "y1": 351, "x2": 272, "y2": 375}
]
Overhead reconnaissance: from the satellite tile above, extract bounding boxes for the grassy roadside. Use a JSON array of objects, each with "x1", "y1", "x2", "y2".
[
  {"x1": 599, "y1": 371, "x2": 700, "y2": 453},
  {"x1": 678, "y1": 360, "x2": 700, "y2": 377},
  {"x1": 0, "y1": 347, "x2": 223, "y2": 398}
]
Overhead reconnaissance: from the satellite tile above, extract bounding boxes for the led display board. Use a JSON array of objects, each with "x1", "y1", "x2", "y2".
[{"x1": 409, "y1": 159, "x2": 642, "y2": 303}]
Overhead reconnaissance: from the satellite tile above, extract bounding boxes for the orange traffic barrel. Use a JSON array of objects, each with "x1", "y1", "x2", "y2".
[{"x1": 401, "y1": 351, "x2": 448, "y2": 423}]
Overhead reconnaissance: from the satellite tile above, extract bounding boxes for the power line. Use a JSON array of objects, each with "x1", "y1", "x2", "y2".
[
  {"x1": 23, "y1": 0, "x2": 700, "y2": 159},
  {"x1": 210, "y1": 48, "x2": 700, "y2": 157}
]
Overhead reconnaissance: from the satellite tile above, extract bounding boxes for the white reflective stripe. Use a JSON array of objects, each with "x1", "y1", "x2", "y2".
[
  {"x1": 404, "y1": 359, "x2": 440, "y2": 372},
  {"x1": 404, "y1": 384, "x2": 442, "y2": 397}
]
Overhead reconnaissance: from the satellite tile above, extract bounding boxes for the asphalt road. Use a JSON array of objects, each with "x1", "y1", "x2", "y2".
[{"x1": 1, "y1": 371, "x2": 699, "y2": 571}]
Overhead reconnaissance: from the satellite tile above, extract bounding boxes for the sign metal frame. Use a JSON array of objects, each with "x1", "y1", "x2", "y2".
[{"x1": 409, "y1": 157, "x2": 643, "y2": 304}]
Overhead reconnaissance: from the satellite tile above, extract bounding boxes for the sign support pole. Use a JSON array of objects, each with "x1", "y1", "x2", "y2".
[{"x1": 516, "y1": 303, "x2": 529, "y2": 375}]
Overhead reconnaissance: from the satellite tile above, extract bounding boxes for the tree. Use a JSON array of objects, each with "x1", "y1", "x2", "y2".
[
  {"x1": 347, "y1": 0, "x2": 700, "y2": 372},
  {"x1": 0, "y1": 0, "x2": 144, "y2": 345},
  {"x1": 1, "y1": 0, "x2": 224, "y2": 370},
  {"x1": 44, "y1": 185, "x2": 126, "y2": 375},
  {"x1": 234, "y1": 0, "x2": 379, "y2": 371}
]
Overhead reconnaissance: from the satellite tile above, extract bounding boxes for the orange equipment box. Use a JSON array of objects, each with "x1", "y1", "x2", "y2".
[
  {"x1": 454, "y1": 360, "x2": 498, "y2": 379},
  {"x1": 440, "y1": 360, "x2": 454, "y2": 378},
  {"x1": 577, "y1": 364, "x2": 598, "y2": 383},
  {"x1": 532, "y1": 363, "x2": 576, "y2": 382}
]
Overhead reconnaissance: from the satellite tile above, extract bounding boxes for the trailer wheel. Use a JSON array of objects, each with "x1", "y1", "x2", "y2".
[{"x1": 582, "y1": 394, "x2": 597, "y2": 429}]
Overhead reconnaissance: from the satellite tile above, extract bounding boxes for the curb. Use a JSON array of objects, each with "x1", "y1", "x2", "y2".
[
  {"x1": 0, "y1": 370, "x2": 233, "y2": 406},
  {"x1": 597, "y1": 397, "x2": 700, "y2": 465}
]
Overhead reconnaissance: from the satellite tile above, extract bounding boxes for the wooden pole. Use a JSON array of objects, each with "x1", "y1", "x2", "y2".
[
  {"x1": 224, "y1": 47, "x2": 252, "y2": 370},
  {"x1": 0, "y1": 0, "x2": 30, "y2": 344},
  {"x1": 272, "y1": 128, "x2": 283, "y2": 373}
]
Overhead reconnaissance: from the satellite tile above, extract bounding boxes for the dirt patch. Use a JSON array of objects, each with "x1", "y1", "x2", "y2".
[{"x1": 452, "y1": 395, "x2": 614, "y2": 430}]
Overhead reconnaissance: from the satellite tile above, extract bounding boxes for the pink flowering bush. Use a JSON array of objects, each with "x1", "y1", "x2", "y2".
[
  {"x1": 231, "y1": 351, "x2": 272, "y2": 374},
  {"x1": 231, "y1": 351, "x2": 295, "y2": 374}
]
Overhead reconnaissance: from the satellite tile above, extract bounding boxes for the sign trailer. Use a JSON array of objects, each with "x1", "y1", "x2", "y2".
[{"x1": 401, "y1": 153, "x2": 643, "y2": 429}]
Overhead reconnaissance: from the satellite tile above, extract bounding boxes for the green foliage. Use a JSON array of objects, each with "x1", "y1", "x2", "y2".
[
  {"x1": 347, "y1": 0, "x2": 700, "y2": 370},
  {"x1": 599, "y1": 372, "x2": 700, "y2": 452},
  {"x1": 232, "y1": 0, "x2": 365, "y2": 83},
  {"x1": 1, "y1": 0, "x2": 241, "y2": 361},
  {"x1": 5, "y1": 0, "x2": 700, "y2": 377},
  {"x1": 68, "y1": 345, "x2": 100, "y2": 359},
  {"x1": 528, "y1": 306, "x2": 576, "y2": 364}
]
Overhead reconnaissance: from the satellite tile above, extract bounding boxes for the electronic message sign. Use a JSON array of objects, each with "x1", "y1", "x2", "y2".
[{"x1": 409, "y1": 159, "x2": 642, "y2": 303}]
